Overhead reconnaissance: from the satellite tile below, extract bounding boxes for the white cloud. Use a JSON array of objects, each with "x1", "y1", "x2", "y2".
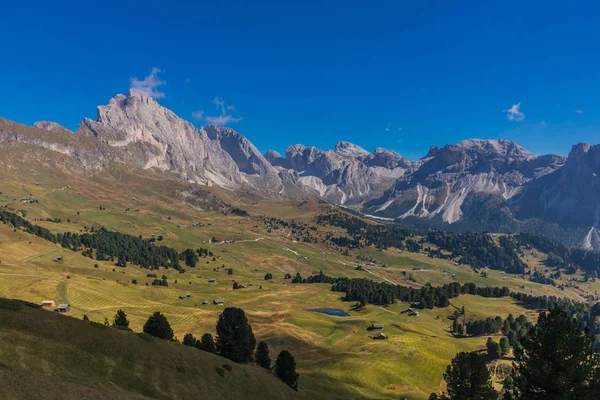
[
  {"x1": 385, "y1": 127, "x2": 390, "y2": 132},
  {"x1": 575, "y1": 109, "x2": 585, "y2": 116},
  {"x1": 503, "y1": 102, "x2": 525, "y2": 121},
  {"x1": 538, "y1": 120, "x2": 548, "y2": 127},
  {"x1": 205, "y1": 115, "x2": 242, "y2": 125},
  {"x1": 130, "y1": 67, "x2": 166, "y2": 99},
  {"x1": 204, "y1": 97, "x2": 242, "y2": 125},
  {"x1": 191, "y1": 110, "x2": 204, "y2": 120}
]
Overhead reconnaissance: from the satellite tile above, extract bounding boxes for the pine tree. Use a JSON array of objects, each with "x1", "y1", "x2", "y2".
[
  {"x1": 274, "y1": 350, "x2": 299, "y2": 391},
  {"x1": 182, "y1": 333, "x2": 197, "y2": 347},
  {"x1": 255, "y1": 341, "x2": 271, "y2": 369},
  {"x1": 513, "y1": 307, "x2": 598, "y2": 399},
  {"x1": 113, "y1": 309, "x2": 129, "y2": 327},
  {"x1": 196, "y1": 333, "x2": 216, "y2": 353},
  {"x1": 432, "y1": 352, "x2": 497, "y2": 400},
  {"x1": 486, "y1": 338, "x2": 500, "y2": 360},
  {"x1": 143, "y1": 311, "x2": 174, "y2": 340},
  {"x1": 215, "y1": 307, "x2": 256, "y2": 363},
  {"x1": 499, "y1": 337, "x2": 510, "y2": 356}
]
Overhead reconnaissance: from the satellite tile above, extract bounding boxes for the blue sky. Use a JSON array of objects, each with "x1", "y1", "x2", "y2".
[{"x1": 1, "y1": 1, "x2": 599, "y2": 160}]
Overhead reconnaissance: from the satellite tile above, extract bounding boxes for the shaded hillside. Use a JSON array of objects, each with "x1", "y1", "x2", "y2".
[{"x1": 0, "y1": 299, "x2": 305, "y2": 400}]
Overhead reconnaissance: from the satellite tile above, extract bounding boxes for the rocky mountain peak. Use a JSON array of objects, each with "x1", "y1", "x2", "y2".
[
  {"x1": 204, "y1": 124, "x2": 277, "y2": 176},
  {"x1": 568, "y1": 142, "x2": 595, "y2": 162},
  {"x1": 334, "y1": 141, "x2": 370, "y2": 158},
  {"x1": 264, "y1": 150, "x2": 284, "y2": 166},
  {"x1": 33, "y1": 121, "x2": 72, "y2": 133}
]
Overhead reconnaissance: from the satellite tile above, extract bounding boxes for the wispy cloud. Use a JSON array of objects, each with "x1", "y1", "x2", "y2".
[
  {"x1": 575, "y1": 109, "x2": 585, "y2": 116},
  {"x1": 538, "y1": 120, "x2": 548, "y2": 127},
  {"x1": 503, "y1": 102, "x2": 525, "y2": 121},
  {"x1": 191, "y1": 110, "x2": 204, "y2": 120},
  {"x1": 130, "y1": 67, "x2": 166, "y2": 99},
  {"x1": 185, "y1": 78, "x2": 191, "y2": 84},
  {"x1": 204, "y1": 97, "x2": 242, "y2": 125}
]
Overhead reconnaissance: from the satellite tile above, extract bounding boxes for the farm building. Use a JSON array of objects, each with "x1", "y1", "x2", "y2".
[
  {"x1": 202, "y1": 301, "x2": 210, "y2": 305},
  {"x1": 412, "y1": 266, "x2": 425, "y2": 271},
  {"x1": 213, "y1": 299, "x2": 224, "y2": 305},
  {"x1": 40, "y1": 300, "x2": 56, "y2": 307},
  {"x1": 53, "y1": 256, "x2": 63, "y2": 262},
  {"x1": 368, "y1": 323, "x2": 384, "y2": 330},
  {"x1": 208, "y1": 278, "x2": 217, "y2": 283},
  {"x1": 54, "y1": 304, "x2": 70, "y2": 313},
  {"x1": 373, "y1": 332, "x2": 387, "y2": 340},
  {"x1": 402, "y1": 308, "x2": 420, "y2": 317}
]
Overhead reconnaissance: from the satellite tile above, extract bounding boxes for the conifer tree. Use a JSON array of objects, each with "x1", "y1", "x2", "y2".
[{"x1": 255, "y1": 341, "x2": 271, "y2": 369}]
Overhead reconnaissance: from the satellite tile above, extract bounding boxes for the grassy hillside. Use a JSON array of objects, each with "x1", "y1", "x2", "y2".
[
  {"x1": 0, "y1": 298, "x2": 305, "y2": 400},
  {"x1": 0, "y1": 145, "x2": 592, "y2": 399}
]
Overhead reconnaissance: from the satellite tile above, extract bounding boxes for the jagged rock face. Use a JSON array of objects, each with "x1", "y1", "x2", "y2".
[
  {"x1": 3, "y1": 91, "x2": 600, "y2": 249},
  {"x1": 514, "y1": 143, "x2": 600, "y2": 248},
  {"x1": 363, "y1": 139, "x2": 565, "y2": 224},
  {"x1": 33, "y1": 121, "x2": 72, "y2": 134},
  {"x1": 334, "y1": 141, "x2": 370, "y2": 158},
  {"x1": 78, "y1": 90, "x2": 281, "y2": 191},
  {"x1": 264, "y1": 150, "x2": 284, "y2": 166},
  {"x1": 263, "y1": 141, "x2": 409, "y2": 204},
  {"x1": 365, "y1": 148, "x2": 411, "y2": 169}
]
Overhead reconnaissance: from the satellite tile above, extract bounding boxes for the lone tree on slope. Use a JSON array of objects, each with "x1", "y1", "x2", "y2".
[
  {"x1": 113, "y1": 309, "x2": 130, "y2": 328},
  {"x1": 215, "y1": 307, "x2": 256, "y2": 363},
  {"x1": 274, "y1": 350, "x2": 299, "y2": 391},
  {"x1": 255, "y1": 341, "x2": 271, "y2": 369},
  {"x1": 143, "y1": 311, "x2": 174, "y2": 341}
]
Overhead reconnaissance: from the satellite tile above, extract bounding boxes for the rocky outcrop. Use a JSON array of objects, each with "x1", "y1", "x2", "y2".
[
  {"x1": 262, "y1": 141, "x2": 409, "y2": 204},
  {"x1": 33, "y1": 121, "x2": 73, "y2": 134},
  {"x1": 2, "y1": 92, "x2": 600, "y2": 249},
  {"x1": 513, "y1": 143, "x2": 600, "y2": 246},
  {"x1": 363, "y1": 139, "x2": 565, "y2": 224}
]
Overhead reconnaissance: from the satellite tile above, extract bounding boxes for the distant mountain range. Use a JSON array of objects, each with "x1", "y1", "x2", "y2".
[{"x1": 1, "y1": 89, "x2": 599, "y2": 249}]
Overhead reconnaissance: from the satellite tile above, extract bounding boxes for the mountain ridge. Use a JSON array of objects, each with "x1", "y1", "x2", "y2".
[{"x1": 0, "y1": 91, "x2": 598, "y2": 249}]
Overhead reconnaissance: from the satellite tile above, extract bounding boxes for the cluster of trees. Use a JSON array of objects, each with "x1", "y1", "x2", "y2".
[
  {"x1": 501, "y1": 314, "x2": 531, "y2": 352},
  {"x1": 291, "y1": 271, "x2": 337, "y2": 285},
  {"x1": 510, "y1": 292, "x2": 600, "y2": 347},
  {"x1": 427, "y1": 232, "x2": 527, "y2": 274},
  {"x1": 529, "y1": 270, "x2": 556, "y2": 286},
  {"x1": 517, "y1": 232, "x2": 600, "y2": 276},
  {"x1": 465, "y1": 316, "x2": 503, "y2": 336},
  {"x1": 109, "y1": 307, "x2": 300, "y2": 391},
  {"x1": 485, "y1": 336, "x2": 510, "y2": 360},
  {"x1": 430, "y1": 308, "x2": 600, "y2": 399},
  {"x1": 316, "y1": 211, "x2": 600, "y2": 279},
  {"x1": 76, "y1": 229, "x2": 182, "y2": 270},
  {"x1": 316, "y1": 212, "x2": 417, "y2": 250},
  {"x1": 296, "y1": 272, "x2": 510, "y2": 309},
  {"x1": 151, "y1": 276, "x2": 168, "y2": 287},
  {"x1": 454, "y1": 313, "x2": 531, "y2": 346},
  {"x1": 184, "y1": 307, "x2": 299, "y2": 391},
  {"x1": 0, "y1": 210, "x2": 229, "y2": 272}
]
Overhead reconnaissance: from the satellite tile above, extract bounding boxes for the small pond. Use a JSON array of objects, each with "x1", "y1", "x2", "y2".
[{"x1": 305, "y1": 308, "x2": 350, "y2": 317}]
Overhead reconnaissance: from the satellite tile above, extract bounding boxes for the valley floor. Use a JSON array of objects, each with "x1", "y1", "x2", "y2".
[{"x1": 0, "y1": 167, "x2": 596, "y2": 399}]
